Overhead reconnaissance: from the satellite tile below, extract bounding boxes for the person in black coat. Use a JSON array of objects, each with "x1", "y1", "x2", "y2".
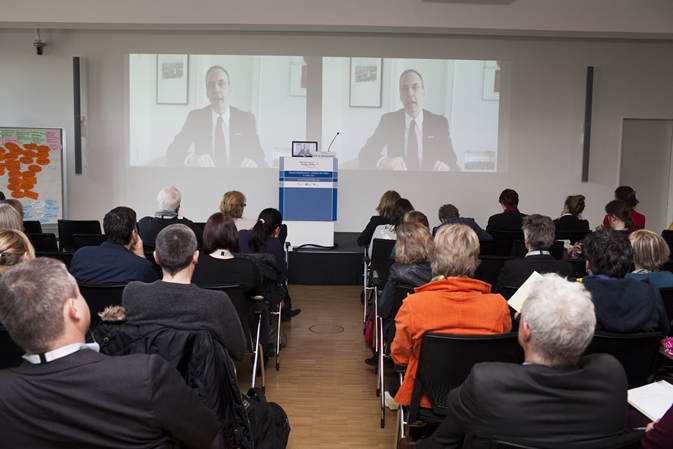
[
  {"x1": 486, "y1": 188, "x2": 526, "y2": 233},
  {"x1": 553, "y1": 194, "x2": 590, "y2": 234},
  {"x1": 495, "y1": 214, "x2": 573, "y2": 292}
]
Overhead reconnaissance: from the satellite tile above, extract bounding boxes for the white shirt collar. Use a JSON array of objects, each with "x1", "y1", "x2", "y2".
[
  {"x1": 525, "y1": 250, "x2": 550, "y2": 258},
  {"x1": 405, "y1": 110, "x2": 424, "y2": 129},
  {"x1": 23, "y1": 342, "x2": 100, "y2": 364}
]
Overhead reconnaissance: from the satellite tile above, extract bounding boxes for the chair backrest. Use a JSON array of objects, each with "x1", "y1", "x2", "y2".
[
  {"x1": 488, "y1": 429, "x2": 645, "y2": 449},
  {"x1": 385, "y1": 286, "x2": 417, "y2": 351},
  {"x1": 27, "y1": 232, "x2": 59, "y2": 252},
  {"x1": 78, "y1": 283, "x2": 127, "y2": 330},
  {"x1": 659, "y1": 287, "x2": 673, "y2": 325},
  {"x1": 23, "y1": 220, "x2": 43, "y2": 234},
  {"x1": 371, "y1": 238, "x2": 397, "y2": 281},
  {"x1": 57, "y1": 219, "x2": 102, "y2": 252},
  {"x1": 35, "y1": 250, "x2": 75, "y2": 269},
  {"x1": 475, "y1": 255, "x2": 512, "y2": 287},
  {"x1": 555, "y1": 230, "x2": 591, "y2": 244},
  {"x1": 74, "y1": 233, "x2": 106, "y2": 249},
  {"x1": 479, "y1": 239, "x2": 496, "y2": 256},
  {"x1": 409, "y1": 332, "x2": 524, "y2": 420},
  {"x1": 0, "y1": 325, "x2": 24, "y2": 369},
  {"x1": 489, "y1": 230, "x2": 525, "y2": 257},
  {"x1": 661, "y1": 229, "x2": 673, "y2": 243},
  {"x1": 582, "y1": 331, "x2": 663, "y2": 389},
  {"x1": 198, "y1": 285, "x2": 252, "y2": 351},
  {"x1": 567, "y1": 258, "x2": 587, "y2": 279},
  {"x1": 511, "y1": 240, "x2": 565, "y2": 259},
  {"x1": 143, "y1": 249, "x2": 163, "y2": 279}
]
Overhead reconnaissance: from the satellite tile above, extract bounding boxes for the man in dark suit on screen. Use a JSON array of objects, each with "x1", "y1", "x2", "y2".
[
  {"x1": 166, "y1": 65, "x2": 266, "y2": 168},
  {"x1": 411, "y1": 273, "x2": 628, "y2": 449},
  {"x1": 358, "y1": 69, "x2": 459, "y2": 171},
  {"x1": 0, "y1": 258, "x2": 223, "y2": 449}
]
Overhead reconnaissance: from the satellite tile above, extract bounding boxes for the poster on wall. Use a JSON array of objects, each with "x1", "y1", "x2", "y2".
[{"x1": 0, "y1": 127, "x2": 64, "y2": 225}]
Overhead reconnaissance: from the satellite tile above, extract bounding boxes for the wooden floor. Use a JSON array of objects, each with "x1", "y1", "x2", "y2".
[{"x1": 234, "y1": 285, "x2": 398, "y2": 449}]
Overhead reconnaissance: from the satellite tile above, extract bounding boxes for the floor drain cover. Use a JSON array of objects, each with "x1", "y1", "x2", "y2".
[{"x1": 309, "y1": 324, "x2": 345, "y2": 334}]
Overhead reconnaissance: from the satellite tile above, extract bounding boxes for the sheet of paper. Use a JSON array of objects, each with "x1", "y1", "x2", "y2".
[
  {"x1": 507, "y1": 271, "x2": 542, "y2": 312},
  {"x1": 628, "y1": 380, "x2": 673, "y2": 421}
]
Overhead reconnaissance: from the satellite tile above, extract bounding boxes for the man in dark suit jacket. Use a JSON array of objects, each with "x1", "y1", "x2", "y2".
[
  {"x1": 0, "y1": 258, "x2": 222, "y2": 449},
  {"x1": 486, "y1": 188, "x2": 526, "y2": 233},
  {"x1": 358, "y1": 69, "x2": 459, "y2": 171},
  {"x1": 495, "y1": 214, "x2": 573, "y2": 291},
  {"x1": 166, "y1": 65, "x2": 266, "y2": 168},
  {"x1": 414, "y1": 273, "x2": 628, "y2": 449}
]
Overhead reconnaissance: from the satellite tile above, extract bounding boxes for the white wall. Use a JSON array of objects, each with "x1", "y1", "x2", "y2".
[{"x1": 1, "y1": 28, "x2": 672, "y2": 233}]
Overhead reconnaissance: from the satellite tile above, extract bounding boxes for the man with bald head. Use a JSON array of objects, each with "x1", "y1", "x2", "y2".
[
  {"x1": 0, "y1": 258, "x2": 222, "y2": 448},
  {"x1": 166, "y1": 65, "x2": 266, "y2": 168},
  {"x1": 358, "y1": 69, "x2": 459, "y2": 171}
]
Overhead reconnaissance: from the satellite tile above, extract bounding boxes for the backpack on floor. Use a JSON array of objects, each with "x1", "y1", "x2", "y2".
[{"x1": 242, "y1": 387, "x2": 291, "y2": 449}]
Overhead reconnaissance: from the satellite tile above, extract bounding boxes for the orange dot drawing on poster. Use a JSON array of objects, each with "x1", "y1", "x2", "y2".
[{"x1": 0, "y1": 141, "x2": 51, "y2": 200}]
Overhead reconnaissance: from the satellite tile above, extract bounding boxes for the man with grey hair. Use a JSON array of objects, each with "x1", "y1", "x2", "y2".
[
  {"x1": 122, "y1": 224, "x2": 245, "y2": 361},
  {"x1": 414, "y1": 273, "x2": 628, "y2": 449},
  {"x1": 138, "y1": 186, "x2": 203, "y2": 247},
  {"x1": 494, "y1": 213, "x2": 572, "y2": 292},
  {"x1": 0, "y1": 258, "x2": 223, "y2": 448}
]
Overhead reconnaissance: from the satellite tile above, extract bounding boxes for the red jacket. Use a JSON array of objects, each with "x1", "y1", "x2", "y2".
[{"x1": 391, "y1": 277, "x2": 512, "y2": 407}]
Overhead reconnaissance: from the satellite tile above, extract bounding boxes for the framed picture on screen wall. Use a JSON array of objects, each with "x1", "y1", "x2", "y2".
[
  {"x1": 156, "y1": 54, "x2": 189, "y2": 105},
  {"x1": 349, "y1": 58, "x2": 383, "y2": 108}
]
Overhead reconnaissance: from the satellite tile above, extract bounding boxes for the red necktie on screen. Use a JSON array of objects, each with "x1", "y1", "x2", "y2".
[
  {"x1": 407, "y1": 119, "x2": 420, "y2": 170},
  {"x1": 214, "y1": 116, "x2": 227, "y2": 167}
]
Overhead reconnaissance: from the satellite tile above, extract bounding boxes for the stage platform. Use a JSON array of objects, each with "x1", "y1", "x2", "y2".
[{"x1": 287, "y1": 232, "x2": 363, "y2": 286}]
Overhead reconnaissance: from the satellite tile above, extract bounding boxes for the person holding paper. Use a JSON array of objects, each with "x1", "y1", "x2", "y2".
[
  {"x1": 494, "y1": 214, "x2": 573, "y2": 292},
  {"x1": 410, "y1": 273, "x2": 629, "y2": 449},
  {"x1": 641, "y1": 405, "x2": 673, "y2": 449},
  {"x1": 166, "y1": 66, "x2": 266, "y2": 168}
]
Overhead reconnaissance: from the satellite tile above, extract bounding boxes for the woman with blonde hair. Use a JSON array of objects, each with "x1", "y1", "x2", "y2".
[
  {"x1": 357, "y1": 190, "x2": 401, "y2": 247},
  {"x1": 389, "y1": 224, "x2": 511, "y2": 408},
  {"x1": 219, "y1": 191, "x2": 256, "y2": 231},
  {"x1": 625, "y1": 229, "x2": 673, "y2": 288},
  {"x1": 0, "y1": 230, "x2": 35, "y2": 275}
]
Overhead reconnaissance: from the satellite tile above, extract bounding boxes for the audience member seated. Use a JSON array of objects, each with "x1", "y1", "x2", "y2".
[
  {"x1": 389, "y1": 224, "x2": 511, "y2": 408},
  {"x1": 603, "y1": 185, "x2": 645, "y2": 229},
  {"x1": 640, "y1": 404, "x2": 673, "y2": 449},
  {"x1": 0, "y1": 258, "x2": 222, "y2": 449},
  {"x1": 391, "y1": 211, "x2": 430, "y2": 258},
  {"x1": 70, "y1": 207, "x2": 158, "y2": 284},
  {"x1": 368, "y1": 198, "x2": 414, "y2": 256},
  {"x1": 138, "y1": 186, "x2": 203, "y2": 247},
  {"x1": 485, "y1": 188, "x2": 525, "y2": 233},
  {"x1": 366, "y1": 222, "x2": 434, "y2": 367},
  {"x1": 625, "y1": 229, "x2": 673, "y2": 288},
  {"x1": 494, "y1": 214, "x2": 573, "y2": 292},
  {"x1": 0, "y1": 203, "x2": 23, "y2": 231},
  {"x1": 432, "y1": 203, "x2": 492, "y2": 240},
  {"x1": 605, "y1": 199, "x2": 638, "y2": 236},
  {"x1": 553, "y1": 194, "x2": 590, "y2": 233},
  {"x1": 0, "y1": 230, "x2": 35, "y2": 275},
  {"x1": 220, "y1": 190, "x2": 256, "y2": 231},
  {"x1": 1, "y1": 199, "x2": 25, "y2": 221},
  {"x1": 580, "y1": 227, "x2": 669, "y2": 335},
  {"x1": 123, "y1": 224, "x2": 246, "y2": 361},
  {"x1": 413, "y1": 273, "x2": 628, "y2": 449},
  {"x1": 192, "y1": 212, "x2": 270, "y2": 357},
  {"x1": 357, "y1": 190, "x2": 401, "y2": 247}
]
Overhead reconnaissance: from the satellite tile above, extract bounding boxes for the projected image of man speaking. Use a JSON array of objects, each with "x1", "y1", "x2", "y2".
[
  {"x1": 166, "y1": 66, "x2": 267, "y2": 168},
  {"x1": 358, "y1": 69, "x2": 459, "y2": 171}
]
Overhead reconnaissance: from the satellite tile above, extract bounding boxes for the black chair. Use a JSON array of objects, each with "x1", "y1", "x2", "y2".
[
  {"x1": 489, "y1": 430, "x2": 645, "y2": 449},
  {"x1": 660, "y1": 287, "x2": 673, "y2": 325},
  {"x1": 194, "y1": 222, "x2": 206, "y2": 234},
  {"x1": 78, "y1": 283, "x2": 127, "y2": 330},
  {"x1": 23, "y1": 220, "x2": 43, "y2": 234},
  {"x1": 583, "y1": 331, "x2": 663, "y2": 389},
  {"x1": 27, "y1": 233, "x2": 58, "y2": 252},
  {"x1": 511, "y1": 240, "x2": 565, "y2": 259},
  {"x1": 475, "y1": 255, "x2": 511, "y2": 287},
  {"x1": 74, "y1": 233, "x2": 106, "y2": 249},
  {"x1": 200, "y1": 284, "x2": 266, "y2": 391},
  {"x1": 555, "y1": 230, "x2": 590, "y2": 244},
  {"x1": 568, "y1": 258, "x2": 588, "y2": 279},
  {"x1": 479, "y1": 239, "x2": 496, "y2": 256},
  {"x1": 0, "y1": 325, "x2": 24, "y2": 369},
  {"x1": 489, "y1": 230, "x2": 524, "y2": 257},
  {"x1": 57, "y1": 219, "x2": 102, "y2": 252},
  {"x1": 399, "y1": 333, "x2": 524, "y2": 440},
  {"x1": 661, "y1": 230, "x2": 673, "y2": 243},
  {"x1": 142, "y1": 249, "x2": 163, "y2": 279},
  {"x1": 363, "y1": 238, "x2": 397, "y2": 333},
  {"x1": 35, "y1": 250, "x2": 75, "y2": 269}
]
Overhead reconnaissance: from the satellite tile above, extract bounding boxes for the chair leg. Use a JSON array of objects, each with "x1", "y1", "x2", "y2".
[
  {"x1": 275, "y1": 302, "x2": 282, "y2": 371},
  {"x1": 258, "y1": 343, "x2": 265, "y2": 393}
]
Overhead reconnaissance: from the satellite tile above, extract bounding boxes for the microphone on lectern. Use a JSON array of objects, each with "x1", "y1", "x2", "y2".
[{"x1": 327, "y1": 132, "x2": 340, "y2": 152}]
